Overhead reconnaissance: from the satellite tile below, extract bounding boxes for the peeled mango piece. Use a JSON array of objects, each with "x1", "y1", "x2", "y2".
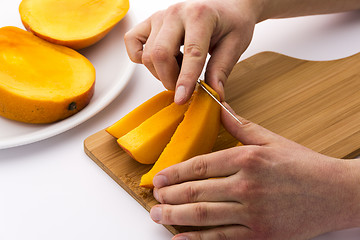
[
  {"x1": 106, "y1": 91, "x2": 175, "y2": 139},
  {"x1": 117, "y1": 101, "x2": 190, "y2": 164},
  {"x1": 19, "y1": 0, "x2": 130, "y2": 49},
  {"x1": 0, "y1": 26, "x2": 95, "y2": 123},
  {"x1": 140, "y1": 83, "x2": 221, "y2": 188}
]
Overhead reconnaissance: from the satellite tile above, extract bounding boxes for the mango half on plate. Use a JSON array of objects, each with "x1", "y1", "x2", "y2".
[
  {"x1": 19, "y1": 0, "x2": 130, "y2": 49},
  {"x1": 0, "y1": 26, "x2": 95, "y2": 124},
  {"x1": 107, "y1": 83, "x2": 221, "y2": 188}
]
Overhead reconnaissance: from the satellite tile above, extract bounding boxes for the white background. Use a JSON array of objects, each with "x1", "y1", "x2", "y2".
[{"x1": 1, "y1": 0, "x2": 360, "y2": 239}]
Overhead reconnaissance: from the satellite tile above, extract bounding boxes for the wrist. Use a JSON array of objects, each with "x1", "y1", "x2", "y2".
[
  {"x1": 343, "y1": 158, "x2": 360, "y2": 228},
  {"x1": 233, "y1": 0, "x2": 267, "y2": 23},
  {"x1": 251, "y1": 0, "x2": 278, "y2": 22}
]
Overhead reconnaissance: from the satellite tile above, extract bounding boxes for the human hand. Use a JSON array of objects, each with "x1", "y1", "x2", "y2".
[
  {"x1": 124, "y1": 0, "x2": 260, "y2": 103},
  {"x1": 149, "y1": 103, "x2": 360, "y2": 240}
]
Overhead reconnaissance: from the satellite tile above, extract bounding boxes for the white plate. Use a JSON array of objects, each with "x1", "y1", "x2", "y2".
[{"x1": 0, "y1": 1, "x2": 136, "y2": 149}]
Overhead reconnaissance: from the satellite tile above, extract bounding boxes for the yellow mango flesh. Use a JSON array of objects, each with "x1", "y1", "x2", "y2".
[
  {"x1": 117, "y1": 101, "x2": 190, "y2": 164},
  {"x1": 0, "y1": 26, "x2": 95, "y2": 123},
  {"x1": 19, "y1": 0, "x2": 129, "y2": 49},
  {"x1": 140, "y1": 84, "x2": 221, "y2": 188},
  {"x1": 106, "y1": 91, "x2": 175, "y2": 138}
]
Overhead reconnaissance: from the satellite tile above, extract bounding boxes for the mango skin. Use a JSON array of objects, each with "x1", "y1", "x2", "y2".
[
  {"x1": 19, "y1": 0, "x2": 130, "y2": 49},
  {"x1": 0, "y1": 26, "x2": 95, "y2": 124}
]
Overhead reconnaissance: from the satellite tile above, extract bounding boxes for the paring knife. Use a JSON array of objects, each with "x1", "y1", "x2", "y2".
[{"x1": 196, "y1": 79, "x2": 243, "y2": 125}]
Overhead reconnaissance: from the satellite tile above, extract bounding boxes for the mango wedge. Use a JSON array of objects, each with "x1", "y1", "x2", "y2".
[
  {"x1": 106, "y1": 91, "x2": 175, "y2": 138},
  {"x1": 140, "y1": 83, "x2": 221, "y2": 188},
  {"x1": 117, "y1": 101, "x2": 190, "y2": 164}
]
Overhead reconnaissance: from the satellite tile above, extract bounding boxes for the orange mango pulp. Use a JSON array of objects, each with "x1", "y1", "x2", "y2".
[
  {"x1": 19, "y1": 0, "x2": 130, "y2": 49},
  {"x1": 140, "y1": 84, "x2": 221, "y2": 188},
  {"x1": 117, "y1": 101, "x2": 190, "y2": 164},
  {"x1": 106, "y1": 91, "x2": 175, "y2": 138},
  {"x1": 0, "y1": 26, "x2": 95, "y2": 123}
]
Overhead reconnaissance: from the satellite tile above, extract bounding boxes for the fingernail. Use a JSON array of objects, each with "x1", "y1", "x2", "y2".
[
  {"x1": 150, "y1": 206, "x2": 162, "y2": 223},
  {"x1": 218, "y1": 80, "x2": 224, "y2": 93},
  {"x1": 153, "y1": 175, "x2": 168, "y2": 188},
  {"x1": 222, "y1": 102, "x2": 245, "y2": 125},
  {"x1": 173, "y1": 236, "x2": 189, "y2": 240},
  {"x1": 174, "y1": 85, "x2": 186, "y2": 103},
  {"x1": 222, "y1": 101, "x2": 234, "y2": 113},
  {"x1": 153, "y1": 188, "x2": 160, "y2": 202}
]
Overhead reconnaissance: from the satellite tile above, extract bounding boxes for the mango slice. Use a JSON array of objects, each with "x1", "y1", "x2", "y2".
[
  {"x1": 0, "y1": 26, "x2": 95, "y2": 123},
  {"x1": 140, "y1": 83, "x2": 221, "y2": 188},
  {"x1": 106, "y1": 91, "x2": 175, "y2": 138},
  {"x1": 19, "y1": 0, "x2": 130, "y2": 49},
  {"x1": 117, "y1": 101, "x2": 190, "y2": 164}
]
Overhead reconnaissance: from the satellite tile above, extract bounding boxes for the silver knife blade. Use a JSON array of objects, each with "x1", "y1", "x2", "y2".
[{"x1": 197, "y1": 79, "x2": 243, "y2": 125}]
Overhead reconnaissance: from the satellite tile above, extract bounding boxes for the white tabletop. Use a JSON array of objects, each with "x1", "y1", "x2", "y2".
[{"x1": 1, "y1": 1, "x2": 360, "y2": 239}]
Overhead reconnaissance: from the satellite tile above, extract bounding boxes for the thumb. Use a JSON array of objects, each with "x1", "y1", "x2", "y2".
[{"x1": 221, "y1": 102, "x2": 280, "y2": 146}]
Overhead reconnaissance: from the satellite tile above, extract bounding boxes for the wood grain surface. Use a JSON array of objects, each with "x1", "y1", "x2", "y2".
[{"x1": 84, "y1": 51, "x2": 360, "y2": 235}]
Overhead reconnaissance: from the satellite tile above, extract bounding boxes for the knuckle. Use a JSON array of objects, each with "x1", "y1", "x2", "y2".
[
  {"x1": 151, "y1": 45, "x2": 171, "y2": 63},
  {"x1": 170, "y1": 168, "x2": 181, "y2": 184},
  {"x1": 236, "y1": 181, "x2": 258, "y2": 201},
  {"x1": 214, "y1": 64, "x2": 231, "y2": 80},
  {"x1": 192, "y1": 158, "x2": 209, "y2": 178},
  {"x1": 184, "y1": 43, "x2": 204, "y2": 58},
  {"x1": 162, "y1": 206, "x2": 174, "y2": 224},
  {"x1": 150, "y1": 10, "x2": 164, "y2": 21},
  {"x1": 141, "y1": 51, "x2": 152, "y2": 66},
  {"x1": 186, "y1": 2, "x2": 212, "y2": 18},
  {"x1": 194, "y1": 203, "x2": 208, "y2": 224},
  {"x1": 123, "y1": 31, "x2": 132, "y2": 43},
  {"x1": 166, "y1": 3, "x2": 182, "y2": 16},
  {"x1": 124, "y1": 33, "x2": 143, "y2": 64},
  {"x1": 214, "y1": 230, "x2": 228, "y2": 240},
  {"x1": 185, "y1": 184, "x2": 199, "y2": 203},
  {"x1": 240, "y1": 147, "x2": 262, "y2": 169},
  {"x1": 178, "y1": 71, "x2": 196, "y2": 83}
]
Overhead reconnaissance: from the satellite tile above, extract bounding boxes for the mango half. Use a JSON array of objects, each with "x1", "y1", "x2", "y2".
[
  {"x1": 0, "y1": 26, "x2": 95, "y2": 124},
  {"x1": 19, "y1": 0, "x2": 130, "y2": 49}
]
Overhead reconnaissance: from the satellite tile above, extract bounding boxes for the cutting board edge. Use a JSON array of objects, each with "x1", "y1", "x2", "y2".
[{"x1": 83, "y1": 135, "x2": 180, "y2": 235}]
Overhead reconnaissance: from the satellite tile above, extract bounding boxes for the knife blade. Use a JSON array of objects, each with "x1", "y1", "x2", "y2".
[{"x1": 196, "y1": 79, "x2": 243, "y2": 125}]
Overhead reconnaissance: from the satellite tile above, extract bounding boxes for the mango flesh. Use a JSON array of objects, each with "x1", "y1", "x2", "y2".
[
  {"x1": 106, "y1": 91, "x2": 175, "y2": 139},
  {"x1": 140, "y1": 83, "x2": 221, "y2": 188},
  {"x1": 0, "y1": 26, "x2": 95, "y2": 123},
  {"x1": 19, "y1": 0, "x2": 130, "y2": 49},
  {"x1": 117, "y1": 101, "x2": 190, "y2": 164}
]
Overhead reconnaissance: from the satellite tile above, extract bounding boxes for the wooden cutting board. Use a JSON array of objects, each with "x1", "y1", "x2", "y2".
[{"x1": 84, "y1": 51, "x2": 360, "y2": 234}]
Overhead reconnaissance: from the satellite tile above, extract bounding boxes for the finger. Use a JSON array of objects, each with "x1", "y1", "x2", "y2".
[
  {"x1": 221, "y1": 102, "x2": 280, "y2": 146},
  {"x1": 205, "y1": 34, "x2": 243, "y2": 101},
  {"x1": 141, "y1": 12, "x2": 165, "y2": 80},
  {"x1": 153, "y1": 148, "x2": 241, "y2": 188},
  {"x1": 154, "y1": 177, "x2": 239, "y2": 204},
  {"x1": 124, "y1": 19, "x2": 151, "y2": 63},
  {"x1": 151, "y1": 8, "x2": 185, "y2": 90},
  {"x1": 150, "y1": 202, "x2": 246, "y2": 226},
  {"x1": 174, "y1": 8, "x2": 215, "y2": 104},
  {"x1": 172, "y1": 225, "x2": 251, "y2": 240}
]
